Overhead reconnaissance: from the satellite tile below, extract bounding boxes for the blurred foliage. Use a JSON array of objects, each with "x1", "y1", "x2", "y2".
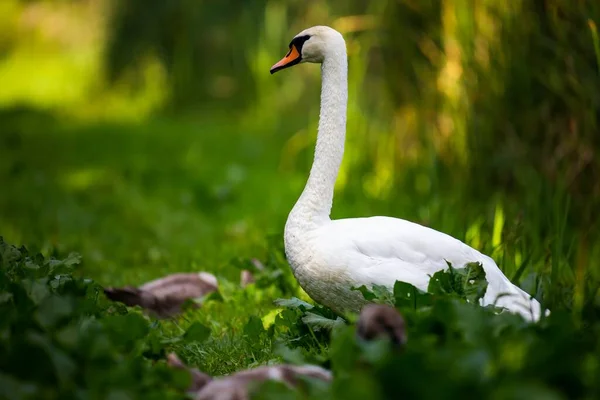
[
  {"x1": 2, "y1": 235, "x2": 598, "y2": 400},
  {"x1": 324, "y1": 268, "x2": 600, "y2": 400},
  {"x1": 2, "y1": 0, "x2": 599, "y2": 229},
  {"x1": 104, "y1": 0, "x2": 600, "y2": 230},
  {"x1": 0, "y1": 237, "x2": 189, "y2": 400},
  {"x1": 254, "y1": 261, "x2": 600, "y2": 400}
]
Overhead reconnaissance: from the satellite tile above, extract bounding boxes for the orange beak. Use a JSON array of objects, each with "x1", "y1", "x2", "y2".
[{"x1": 270, "y1": 45, "x2": 302, "y2": 74}]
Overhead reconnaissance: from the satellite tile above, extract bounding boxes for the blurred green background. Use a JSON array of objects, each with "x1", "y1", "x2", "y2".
[{"x1": 1, "y1": 0, "x2": 599, "y2": 313}]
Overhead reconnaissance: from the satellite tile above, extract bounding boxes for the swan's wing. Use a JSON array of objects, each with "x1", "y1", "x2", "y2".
[
  {"x1": 316, "y1": 216, "x2": 480, "y2": 272},
  {"x1": 310, "y1": 215, "x2": 483, "y2": 295},
  {"x1": 314, "y1": 216, "x2": 543, "y2": 321}
]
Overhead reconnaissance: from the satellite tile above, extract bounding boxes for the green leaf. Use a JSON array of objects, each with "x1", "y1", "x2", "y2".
[
  {"x1": 104, "y1": 313, "x2": 149, "y2": 347},
  {"x1": 0, "y1": 239, "x2": 23, "y2": 269},
  {"x1": 203, "y1": 290, "x2": 224, "y2": 304},
  {"x1": 244, "y1": 315, "x2": 266, "y2": 338},
  {"x1": 35, "y1": 295, "x2": 74, "y2": 328},
  {"x1": 351, "y1": 285, "x2": 377, "y2": 301},
  {"x1": 428, "y1": 262, "x2": 488, "y2": 304},
  {"x1": 22, "y1": 278, "x2": 50, "y2": 305},
  {"x1": 274, "y1": 343, "x2": 307, "y2": 364},
  {"x1": 371, "y1": 284, "x2": 395, "y2": 305},
  {"x1": 274, "y1": 308, "x2": 302, "y2": 331},
  {"x1": 183, "y1": 322, "x2": 211, "y2": 343},
  {"x1": 428, "y1": 267, "x2": 455, "y2": 296},
  {"x1": 0, "y1": 237, "x2": 180, "y2": 398},
  {"x1": 60, "y1": 252, "x2": 82, "y2": 267},
  {"x1": 301, "y1": 312, "x2": 346, "y2": 332},
  {"x1": 47, "y1": 252, "x2": 81, "y2": 276},
  {"x1": 274, "y1": 297, "x2": 314, "y2": 310},
  {"x1": 55, "y1": 323, "x2": 80, "y2": 350},
  {"x1": 461, "y1": 262, "x2": 488, "y2": 304},
  {"x1": 393, "y1": 281, "x2": 432, "y2": 309},
  {"x1": 351, "y1": 284, "x2": 395, "y2": 304}
]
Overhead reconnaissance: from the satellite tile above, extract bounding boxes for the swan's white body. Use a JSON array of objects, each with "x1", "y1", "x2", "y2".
[{"x1": 273, "y1": 26, "x2": 544, "y2": 322}]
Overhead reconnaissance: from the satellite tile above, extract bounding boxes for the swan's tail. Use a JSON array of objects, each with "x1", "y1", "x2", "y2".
[
  {"x1": 479, "y1": 256, "x2": 548, "y2": 322},
  {"x1": 492, "y1": 285, "x2": 545, "y2": 322}
]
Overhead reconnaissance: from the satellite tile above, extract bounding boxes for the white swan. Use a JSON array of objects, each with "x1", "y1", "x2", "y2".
[{"x1": 270, "y1": 25, "x2": 544, "y2": 322}]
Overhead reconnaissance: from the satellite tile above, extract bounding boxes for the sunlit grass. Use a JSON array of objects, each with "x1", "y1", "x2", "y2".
[
  {"x1": 589, "y1": 19, "x2": 600, "y2": 75},
  {"x1": 0, "y1": 0, "x2": 167, "y2": 122}
]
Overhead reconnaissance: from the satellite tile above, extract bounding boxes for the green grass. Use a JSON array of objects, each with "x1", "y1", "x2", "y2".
[
  {"x1": 1, "y1": 110, "x2": 285, "y2": 281},
  {"x1": 1, "y1": 107, "x2": 599, "y2": 399},
  {"x1": 0, "y1": 108, "x2": 318, "y2": 377}
]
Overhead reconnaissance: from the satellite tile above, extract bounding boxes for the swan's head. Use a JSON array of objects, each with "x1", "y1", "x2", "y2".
[{"x1": 270, "y1": 25, "x2": 345, "y2": 74}]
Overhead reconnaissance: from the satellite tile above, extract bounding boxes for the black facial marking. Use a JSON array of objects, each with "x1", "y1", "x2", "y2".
[{"x1": 288, "y1": 35, "x2": 311, "y2": 54}]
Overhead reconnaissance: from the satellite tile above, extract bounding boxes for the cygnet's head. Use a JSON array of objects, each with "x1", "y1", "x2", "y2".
[
  {"x1": 270, "y1": 26, "x2": 345, "y2": 74},
  {"x1": 356, "y1": 304, "x2": 407, "y2": 348}
]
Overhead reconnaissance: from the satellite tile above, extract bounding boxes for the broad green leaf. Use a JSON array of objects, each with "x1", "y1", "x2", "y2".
[
  {"x1": 183, "y1": 322, "x2": 211, "y2": 343},
  {"x1": 55, "y1": 323, "x2": 80, "y2": 350},
  {"x1": 274, "y1": 297, "x2": 314, "y2": 310},
  {"x1": 22, "y1": 278, "x2": 50, "y2": 305},
  {"x1": 274, "y1": 308, "x2": 301, "y2": 330},
  {"x1": 47, "y1": 252, "x2": 81, "y2": 275},
  {"x1": 104, "y1": 313, "x2": 149, "y2": 346},
  {"x1": 203, "y1": 290, "x2": 224, "y2": 304},
  {"x1": 0, "y1": 238, "x2": 22, "y2": 269},
  {"x1": 393, "y1": 281, "x2": 432, "y2": 309},
  {"x1": 244, "y1": 315, "x2": 266, "y2": 338},
  {"x1": 351, "y1": 285, "x2": 377, "y2": 301},
  {"x1": 351, "y1": 284, "x2": 395, "y2": 304},
  {"x1": 274, "y1": 343, "x2": 306, "y2": 364},
  {"x1": 0, "y1": 237, "x2": 180, "y2": 398},
  {"x1": 35, "y1": 295, "x2": 74, "y2": 328},
  {"x1": 371, "y1": 284, "x2": 395, "y2": 305},
  {"x1": 461, "y1": 262, "x2": 488, "y2": 304},
  {"x1": 428, "y1": 268, "x2": 454, "y2": 296},
  {"x1": 301, "y1": 312, "x2": 346, "y2": 332}
]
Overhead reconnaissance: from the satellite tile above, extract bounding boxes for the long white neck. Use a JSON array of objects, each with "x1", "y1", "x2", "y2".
[{"x1": 287, "y1": 46, "x2": 348, "y2": 232}]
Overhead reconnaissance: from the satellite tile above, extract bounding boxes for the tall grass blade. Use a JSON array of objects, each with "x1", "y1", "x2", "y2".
[{"x1": 589, "y1": 19, "x2": 600, "y2": 76}]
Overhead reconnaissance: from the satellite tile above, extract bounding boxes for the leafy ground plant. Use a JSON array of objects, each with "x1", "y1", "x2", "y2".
[
  {"x1": 0, "y1": 237, "x2": 194, "y2": 400},
  {"x1": 2, "y1": 236, "x2": 600, "y2": 400},
  {"x1": 261, "y1": 263, "x2": 600, "y2": 400}
]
